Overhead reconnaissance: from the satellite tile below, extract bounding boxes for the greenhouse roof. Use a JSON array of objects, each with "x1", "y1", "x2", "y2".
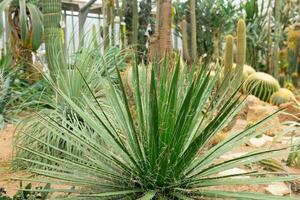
[{"x1": 62, "y1": 0, "x2": 102, "y2": 14}]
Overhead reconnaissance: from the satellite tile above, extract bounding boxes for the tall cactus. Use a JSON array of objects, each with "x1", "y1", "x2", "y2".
[
  {"x1": 220, "y1": 35, "x2": 234, "y2": 96},
  {"x1": 224, "y1": 35, "x2": 234, "y2": 77},
  {"x1": 272, "y1": 0, "x2": 281, "y2": 79},
  {"x1": 233, "y1": 19, "x2": 246, "y2": 87},
  {"x1": 41, "y1": 0, "x2": 65, "y2": 73},
  {"x1": 190, "y1": 0, "x2": 197, "y2": 62}
]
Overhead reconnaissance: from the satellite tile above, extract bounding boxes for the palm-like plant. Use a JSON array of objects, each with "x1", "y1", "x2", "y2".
[
  {"x1": 16, "y1": 56, "x2": 296, "y2": 199},
  {"x1": 0, "y1": 0, "x2": 43, "y2": 81},
  {"x1": 14, "y1": 45, "x2": 126, "y2": 168},
  {"x1": 0, "y1": 0, "x2": 43, "y2": 58}
]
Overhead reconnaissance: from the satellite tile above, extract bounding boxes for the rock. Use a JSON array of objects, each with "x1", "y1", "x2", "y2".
[
  {"x1": 279, "y1": 102, "x2": 300, "y2": 123},
  {"x1": 248, "y1": 134, "x2": 274, "y2": 147},
  {"x1": 238, "y1": 95, "x2": 265, "y2": 120},
  {"x1": 247, "y1": 104, "x2": 282, "y2": 136},
  {"x1": 218, "y1": 168, "x2": 249, "y2": 179},
  {"x1": 227, "y1": 119, "x2": 248, "y2": 134},
  {"x1": 266, "y1": 182, "x2": 291, "y2": 196}
]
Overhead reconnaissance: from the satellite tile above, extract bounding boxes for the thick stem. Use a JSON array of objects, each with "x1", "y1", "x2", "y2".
[
  {"x1": 180, "y1": 19, "x2": 191, "y2": 62},
  {"x1": 158, "y1": 0, "x2": 172, "y2": 59},
  {"x1": 272, "y1": 0, "x2": 281, "y2": 79},
  {"x1": 41, "y1": 0, "x2": 66, "y2": 75}
]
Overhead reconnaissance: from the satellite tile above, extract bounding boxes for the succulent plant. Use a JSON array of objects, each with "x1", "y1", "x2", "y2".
[
  {"x1": 232, "y1": 19, "x2": 246, "y2": 88},
  {"x1": 270, "y1": 88, "x2": 296, "y2": 106},
  {"x1": 231, "y1": 64, "x2": 256, "y2": 81},
  {"x1": 243, "y1": 64, "x2": 256, "y2": 79},
  {"x1": 243, "y1": 72, "x2": 280, "y2": 102},
  {"x1": 224, "y1": 35, "x2": 234, "y2": 77}
]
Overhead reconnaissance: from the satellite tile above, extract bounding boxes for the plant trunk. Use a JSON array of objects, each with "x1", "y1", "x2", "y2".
[
  {"x1": 180, "y1": 19, "x2": 191, "y2": 62},
  {"x1": 41, "y1": 0, "x2": 65, "y2": 74},
  {"x1": 272, "y1": 0, "x2": 281, "y2": 79},
  {"x1": 190, "y1": 0, "x2": 197, "y2": 62},
  {"x1": 103, "y1": 0, "x2": 110, "y2": 51},
  {"x1": 155, "y1": 0, "x2": 161, "y2": 36},
  {"x1": 157, "y1": 0, "x2": 172, "y2": 60}
]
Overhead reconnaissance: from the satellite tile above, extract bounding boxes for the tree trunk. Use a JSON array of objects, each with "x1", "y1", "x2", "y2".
[
  {"x1": 190, "y1": 0, "x2": 197, "y2": 62},
  {"x1": 41, "y1": 0, "x2": 65, "y2": 74},
  {"x1": 180, "y1": 19, "x2": 191, "y2": 62},
  {"x1": 157, "y1": 0, "x2": 172, "y2": 59}
]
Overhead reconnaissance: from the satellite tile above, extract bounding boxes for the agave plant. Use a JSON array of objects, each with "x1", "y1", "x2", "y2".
[{"x1": 14, "y1": 54, "x2": 298, "y2": 199}]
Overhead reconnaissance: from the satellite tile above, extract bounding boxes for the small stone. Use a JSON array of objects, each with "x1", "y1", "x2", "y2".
[
  {"x1": 248, "y1": 137, "x2": 267, "y2": 147},
  {"x1": 247, "y1": 104, "x2": 282, "y2": 136},
  {"x1": 266, "y1": 182, "x2": 291, "y2": 196}
]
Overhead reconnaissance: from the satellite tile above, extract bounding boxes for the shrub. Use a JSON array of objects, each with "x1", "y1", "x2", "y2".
[{"x1": 16, "y1": 57, "x2": 296, "y2": 199}]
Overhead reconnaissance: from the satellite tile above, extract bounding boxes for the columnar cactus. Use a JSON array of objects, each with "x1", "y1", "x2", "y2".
[
  {"x1": 270, "y1": 88, "x2": 296, "y2": 106},
  {"x1": 41, "y1": 0, "x2": 65, "y2": 73},
  {"x1": 243, "y1": 72, "x2": 280, "y2": 102},
  {"x1": 233, "y1": 19, "x2": 246, "y2": 88},
  {"x1": 224, "y1": 35, "x2": 234, "y2": 77}
]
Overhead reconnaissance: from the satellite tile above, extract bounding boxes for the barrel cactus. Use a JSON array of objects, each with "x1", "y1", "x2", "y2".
[
  {"x1": 243, "y1": 72, "x2": 280, "y2": 102},
  {"x1": 270, "y1": 88, "x2": 296, "y2": 106},
  {"x1": 232, "y1": 64, "x2": 256, "y2": 81},
  {"x1": 243, "y1": 64, "x2": 256, "y2": 78}
]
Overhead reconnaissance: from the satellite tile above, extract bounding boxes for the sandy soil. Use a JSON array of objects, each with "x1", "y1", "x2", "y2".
[{"x1": 0, "y1": 124, "x2": 31, "y2": 197}]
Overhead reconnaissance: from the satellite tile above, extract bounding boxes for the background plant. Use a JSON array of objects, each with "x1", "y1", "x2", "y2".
[{"x1": 14, "y1": 44, "x2": 126, "y2": 169}]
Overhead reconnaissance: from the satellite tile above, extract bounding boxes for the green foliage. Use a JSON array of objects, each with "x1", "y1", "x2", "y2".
[
  {"x1": 14, "y1": 45, "x2": 126, "y2": 169},
  {"x1": 0, "y1": 51, "x2": 48, "y2": 127},
  {"x1": 241, "y1": 0, "x2": 272, "y2": 71},
  {"x1": 270, "y1": 88, "x2": 296, "y2": 106},
  {"x1": 137, "y1": 0, "x2": 152, "y2": 63},
  {"x1": 195, "y1": 0, "x2": 237, "y2": 57},
  {"x1": 0, "y1": 183, "x2": 50, "y2": 200},
  {"x1": 15, "y1": 54, "x2": 297, "y2": 199},
  {"x1": 243, "y1": 72, "x2": 280, "y2": 102},
  {"x1": 174, "y1": 0, "x2": 237, "y2": 59}
]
